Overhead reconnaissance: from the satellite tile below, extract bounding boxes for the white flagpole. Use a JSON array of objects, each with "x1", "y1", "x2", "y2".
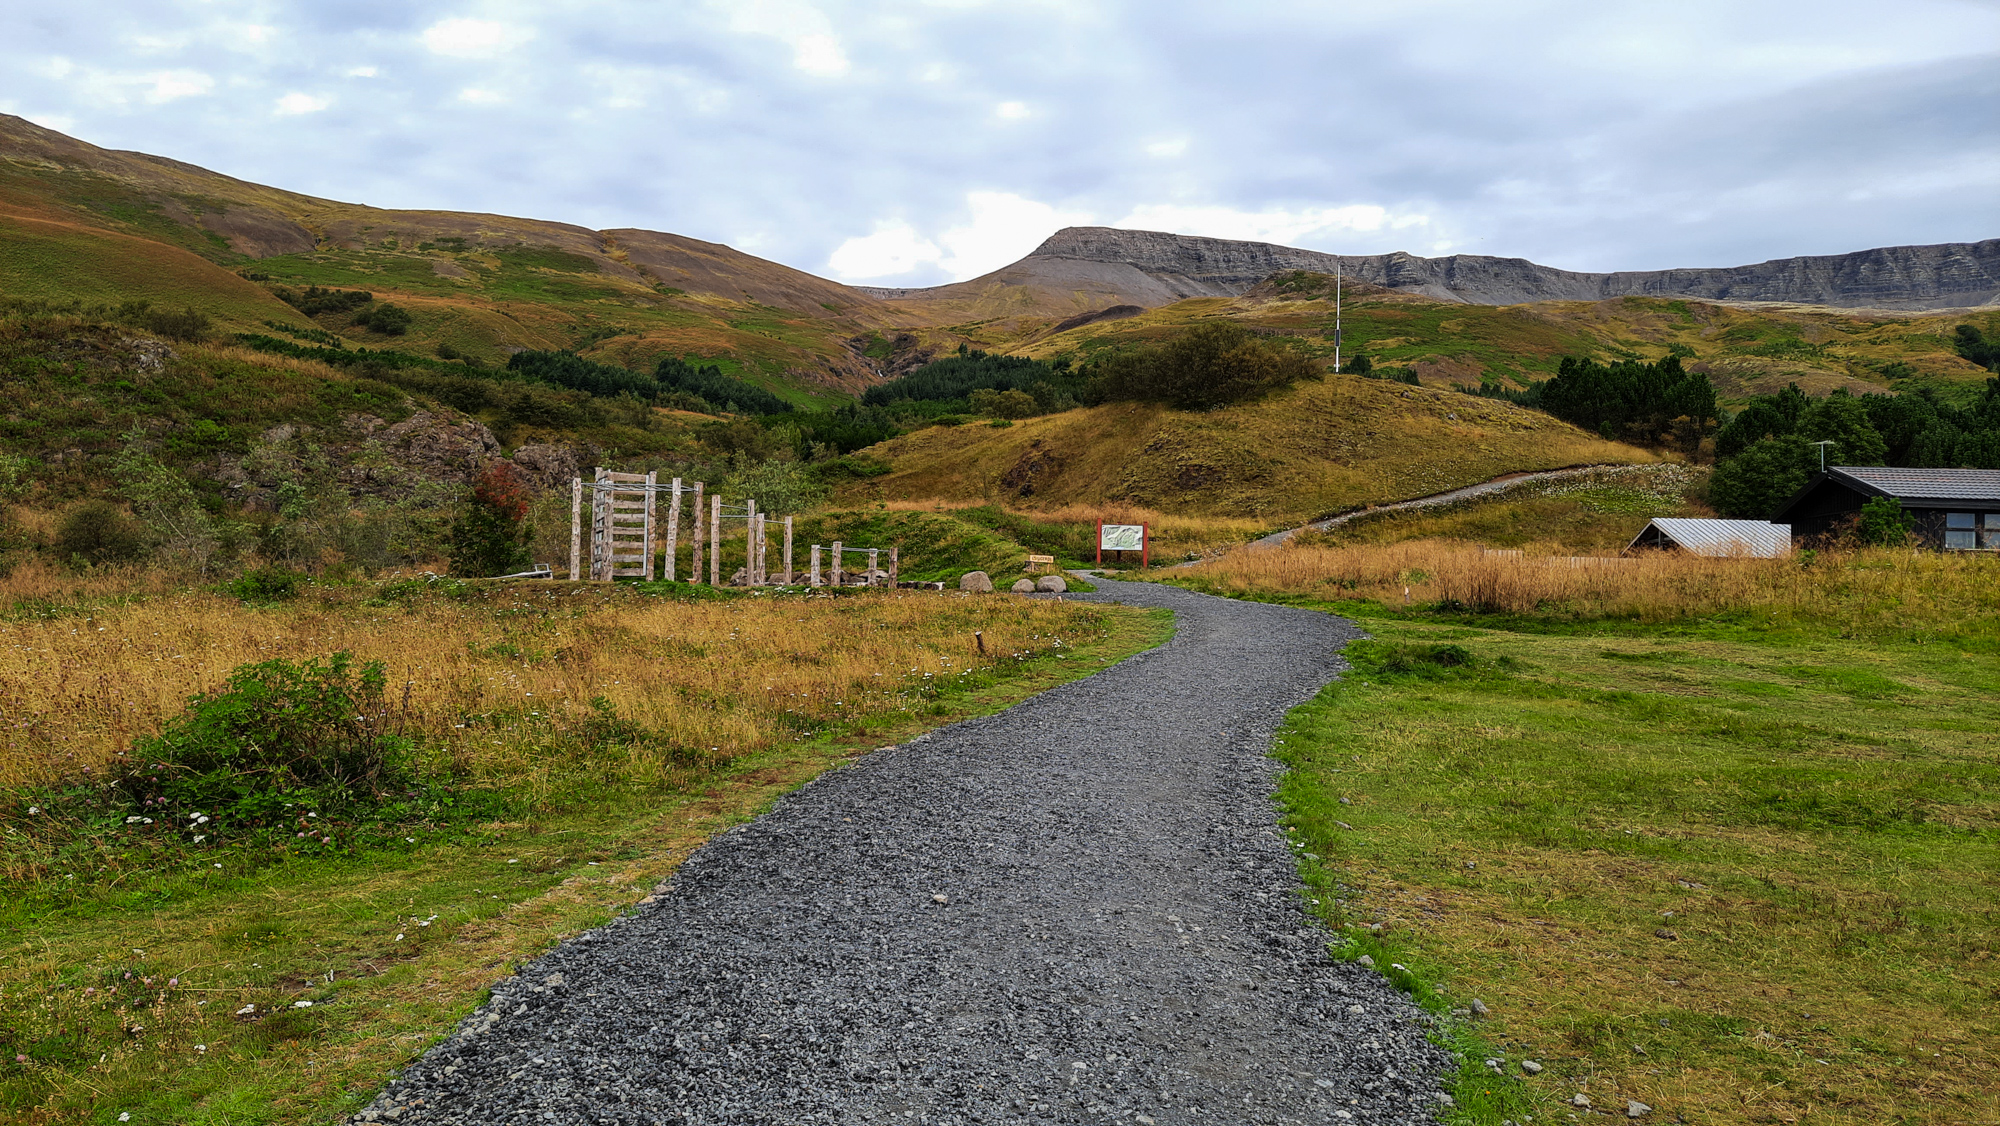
[{"x1": 1334, "y1": 256, "x2": 1343, "y2": 373}]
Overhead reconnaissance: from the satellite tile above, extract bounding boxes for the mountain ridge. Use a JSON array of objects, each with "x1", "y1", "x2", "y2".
[{"x1": 862, "y1": 226, "x2": 2000, "y2": 312}]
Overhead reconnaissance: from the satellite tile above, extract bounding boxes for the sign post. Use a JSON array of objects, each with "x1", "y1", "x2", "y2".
[{"x1": 1097, "y1": 523, "x2": 1149, "y2": 569}]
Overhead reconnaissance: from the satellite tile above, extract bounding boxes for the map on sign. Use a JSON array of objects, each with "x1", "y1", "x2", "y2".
[{"x1": 1099, "y1": 524, "x2": 1145, "y2": 551}]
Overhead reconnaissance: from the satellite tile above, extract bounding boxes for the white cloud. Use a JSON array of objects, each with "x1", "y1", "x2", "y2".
[
  {"x1": 994, "y1": 100, "x2": 1029, "y2": 120},
  {"x1": 827, "y1": 221, "x2": 940, "y2": 279},
  {"x1": 274, "y1": 92, "x2": 329, "y2": 115},
  {"x1": 828, "y1": 192, "x2": 1097, "y2": 282},
  {"x1": 457, "y1": 87, "x2": 506, "y2": 105},
  {"x1": 142, "y1": 70, "x2": 214, "y2": 103},
  {"x1": 792, "y1": 34, "x2": 849, "y2": 78},
  {"x1": 721, "y1": 1, "x2": 851, "y2": 78},
  {"x1": 421, "y1": 18, "x2": 534, "y2": 59},
  {"x1": 346, "y1": 66, "x2": 378, "y2": 78},
  {"x1": 1144, "y1": 137, "x2": 1188, "y2": 158}
]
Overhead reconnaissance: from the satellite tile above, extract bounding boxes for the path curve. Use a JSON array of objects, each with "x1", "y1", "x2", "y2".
[
  {"x1": 350, "y1": 579, "x2": 1451, "y2": 1126},
  {"x1": 1250, "y1": 463, "x2": 1636, "y2": 549}
]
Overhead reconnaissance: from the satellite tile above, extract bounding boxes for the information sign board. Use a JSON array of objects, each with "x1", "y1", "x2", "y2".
[{"x1": 1098, "y1": 524, "x2": 1145, "y2": 551}]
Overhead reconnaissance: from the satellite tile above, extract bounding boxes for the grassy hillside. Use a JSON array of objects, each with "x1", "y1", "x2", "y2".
[
  {"x1": 1000, "y1": 277, "x2": 2000, "y2": 405},
  {"x1": 849, "y1": 374, "x2": 1657, "y2": 523}
]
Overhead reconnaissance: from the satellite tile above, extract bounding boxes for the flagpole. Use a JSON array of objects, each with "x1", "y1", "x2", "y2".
[{"x1": 1334, "y1": 256, "x2": 1343, "y2": 373}]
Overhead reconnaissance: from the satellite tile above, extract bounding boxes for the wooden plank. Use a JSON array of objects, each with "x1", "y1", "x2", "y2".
[
  {"x1": 831, "y1": 541, "x2": 843, "y2": 588},
  {"x1": 782, "y1": 516, "x2": 793, "y2": 585},
  {"x1": 709, "y1": 492, "x2": 721, "y2": 586},
  {"x1": 810, "y1": 543, "x2": 821, "y2": 587},
  {"x1": 663, "y1": 478, "x2": 682, "y2": 582},
  {"x1": 569, "y1": 477, "x2": 582, "y2": 581}
]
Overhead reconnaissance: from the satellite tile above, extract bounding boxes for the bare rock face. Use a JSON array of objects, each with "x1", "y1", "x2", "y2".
[
  {"x1": 509, "y1": 443, "x2": 585, "y2": 491},
  {"x1": 381, "y1": 411, "x2": 501, "y2": 484},
  {"x1": 959, "y1": 571, "x2": 994, "y2": 593},
  {"x1": 884, "y1": 226, "x2": 2000, "y2": 311},
  {"x1": 1010, "y1": 578, "x2": 1038, "y2": 594},
  {"x1": 1036, "y1": 575, "x2": 1068, "y2": 593}
]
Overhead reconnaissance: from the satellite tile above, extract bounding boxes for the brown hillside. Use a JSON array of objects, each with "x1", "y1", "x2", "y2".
[{"x1": 849, "y1": 374, "x2": 1656, "y2": 523}]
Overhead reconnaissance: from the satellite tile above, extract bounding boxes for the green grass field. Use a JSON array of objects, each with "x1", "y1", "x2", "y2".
[{"x1": 1255, "y1": 603, "x2": 1998, "y2": 1125}]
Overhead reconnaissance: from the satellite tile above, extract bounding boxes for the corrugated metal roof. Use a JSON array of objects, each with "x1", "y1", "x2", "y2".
[
  {"x1": 1830, "y1": 466, "x2": 2000, "y2": 501},
  {"x1": 1631, "y1": 518, "x2": 1792, "y2": 558}
]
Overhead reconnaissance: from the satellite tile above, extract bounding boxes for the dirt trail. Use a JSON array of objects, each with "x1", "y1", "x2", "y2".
[{"x1": 1250, "y1": 464, "x2": 1631, "y2": 548}]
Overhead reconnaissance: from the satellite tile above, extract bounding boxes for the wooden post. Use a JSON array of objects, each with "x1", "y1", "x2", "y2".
[
  {"x1": 868, "y1": 548, "x2": 880, "y2": 588},
  {"x1": 710, "y1": 492, "x2": 722, "y2": 586},
  {"x1": 745, "y1": 500, "x2": 759, "y2": 585},
  {"x1": 592, "y1": 467, "x2": 610, "y2": 581},
  {"x1": 832, "y1": 541, "x2": 843, "y2": 588},
  {"x1": 690, "y1": 481, "x2": 704, "y2": 584},
  {"x1": 751, "y1": 512, "x2": 765, "y2": 585},
  {"x1": 643, "y1": 470, "x2": 658, "y2": 580},
  {"x1": 569, "y1": 477, "x2": 582, "y2": 581},
  {"x1": 810, "y1": 544, "x2": 821, "y2": 587},
  {"x1": 663, "y1": 478, "x2": 682, "y2": 582},
  {"x1": 888, "y1": 546, "x2": 898, "y2": 588},
  {"x1": 782, "y1": 517, "x2": 794, "y2": 584},
  {"x1": 1142, "y1": 522, "x2": 1150, "y2": 570}
]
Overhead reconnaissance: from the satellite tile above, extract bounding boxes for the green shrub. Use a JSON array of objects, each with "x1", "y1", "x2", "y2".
[
  {"x1": 1855, "y1": 496, "x2": 1914, "y2": 546},
  {"x1": 54, "y1": 501, "x2": 148, "y2": 566},
  {"x1": 1089, "y1": 322, "x2": 1319, "y2": 410},
  {"x1": 225, "y1": 567, "x2": 308, "y2": 603},
  {"x1": 116, "y1": 652, "x2": 416, "y2": 828},
  {"x1": 1349, "y1": 641, "x2": 1496, "y2": 680},
  {"x1": 354, "y1": 303, "x2": 413, "y2": 336},
  {"x1": 447, "y1": 464, "x2": 533, "y2": 577}
]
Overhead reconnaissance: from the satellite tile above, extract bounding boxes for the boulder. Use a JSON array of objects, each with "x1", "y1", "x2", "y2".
[
  {"x1": 1011, "y1": 578, "x2": 1037, "y2": 594},
  {"x1": 958, "y1": 571, "x2": 994, "y2": 593},
  {"x1": 1036, "y1": 575, "x2": 1068, "y2": 593}
]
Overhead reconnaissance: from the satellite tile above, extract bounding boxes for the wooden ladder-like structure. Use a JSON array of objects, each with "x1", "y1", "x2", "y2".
[{"x1": 591, "y1": 469, "x2": 655, "y2": 581}]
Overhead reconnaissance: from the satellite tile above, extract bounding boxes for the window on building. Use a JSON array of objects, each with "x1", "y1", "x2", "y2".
[
  {"x1": 1985, "y1": 513, "x2": 2000, "y2": 550},
  {"x1": 1945, "y1": 511, "x2": 1976, "y2": 550}
]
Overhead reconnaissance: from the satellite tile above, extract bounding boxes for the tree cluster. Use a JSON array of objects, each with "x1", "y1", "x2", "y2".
[
  {"x1": 1525, "y1": 356, "x2": 1719, "y2": 453},
  {"x1": 1083, "y1": 323, "x2": 1318, "y2": 410},
  {"x1": 1707, "y1": 380, "x2": 2000, "y2": 517},
  {"x1": 862, "y1": 348, "x2": 1082, "y2": 414},
  {"x1": 504, "y1": 350, "x2": 791, "y2": 416}
]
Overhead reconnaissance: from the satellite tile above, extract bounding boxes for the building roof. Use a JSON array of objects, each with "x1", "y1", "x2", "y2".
[
  {"x1": 1630, "y1": 518, "x2": 1792, "y2": 558},
  {"x1": 1825, "y1": 466, "x2": 2000, "y2": 501}
]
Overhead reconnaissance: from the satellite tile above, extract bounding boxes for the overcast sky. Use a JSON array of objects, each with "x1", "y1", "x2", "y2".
[{"x1": 5, "y1": 0, "x2": 1997, "y2": 287}]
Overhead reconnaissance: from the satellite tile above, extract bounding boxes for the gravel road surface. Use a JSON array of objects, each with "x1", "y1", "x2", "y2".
[{"x1": 351, "y1": 578, "x2": 1453, "y2": 1126}]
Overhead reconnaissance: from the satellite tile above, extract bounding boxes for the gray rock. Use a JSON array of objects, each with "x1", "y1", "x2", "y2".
[
  {"x1": 1011, "y1": 578, "x2": 1038, "y2": 593},
  {"x1": 1521, "y1": 1059, "x2": 1543, "y2": 1075},
  {"x1": 1628, "y1": 1100, "x2": 1653, "y2": 1118},
  {"x1": 959, "y1": 570, "x2": 994, "y2": 593},
  {"x1": 1036, "y1": 574, "x2": 1068, "y2": 593},
  {"x1": 1571, "y1": 1093, "x2": 1592, "y2": 1108},
  {"x1": 1470, "y1": 997, "x2": 1490, "y2": 1016}
]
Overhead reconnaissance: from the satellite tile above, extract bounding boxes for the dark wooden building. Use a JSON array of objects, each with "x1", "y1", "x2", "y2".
[{"x1": 1771, "y1": 467, "x2": 2000, "y2": 549}]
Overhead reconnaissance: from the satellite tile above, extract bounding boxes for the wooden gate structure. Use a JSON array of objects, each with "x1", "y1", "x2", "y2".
[
  {"x1": 806, "y1": 542, "x2": 899, "y2": 588},
  {"x1": 568, "y1": 469, "x2": 794, "y2": 586}
]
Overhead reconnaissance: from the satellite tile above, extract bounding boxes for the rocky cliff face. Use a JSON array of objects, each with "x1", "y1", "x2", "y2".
[{"x1": 990, "y1": 227, "x2": 2000, "y2": 310}]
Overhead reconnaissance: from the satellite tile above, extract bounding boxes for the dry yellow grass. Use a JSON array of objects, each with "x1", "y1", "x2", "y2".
[
  {"x1": 1184, "y1": 538, "x2": 2000, "y2": 632},
  {"x1": 853, "y1": 376, "x2": 1655, "y2": 523},
  {"x1": 0, "y1": 581, "x2": 1104, "y2": 792}
]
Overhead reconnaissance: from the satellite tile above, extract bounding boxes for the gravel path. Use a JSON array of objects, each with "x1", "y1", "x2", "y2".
[
  {"x1": 1250, "y1": 464, "x2": 1627, "y2": 549},
  {"x1": 351, "y1": 578, "x2": 1453, "y2": 1126}
]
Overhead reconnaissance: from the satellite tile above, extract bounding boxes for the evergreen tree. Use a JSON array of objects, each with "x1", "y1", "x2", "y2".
[{"x1": 447, "y1": 464, "x2": 533, "y2": 577}]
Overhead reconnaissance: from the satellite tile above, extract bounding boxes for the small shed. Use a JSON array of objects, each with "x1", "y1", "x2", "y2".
[
  {"x1": 1626, "y1": 518, "x2": 1791, "y2": 558},
  {"x1": 1771, "y1": 467, "x2": 2000, "y2": 550}
]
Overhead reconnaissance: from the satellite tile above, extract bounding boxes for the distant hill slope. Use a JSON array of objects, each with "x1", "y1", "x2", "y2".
[
  {"x1": 847, "y1": 375, "x2": 1656, "y2": 523},
  {"x1": 863, "y1": 226, "x2": 2000, "y2": 315},
  {"x1": 0, "y1": 114, "x2": 930, "y2": 399}
]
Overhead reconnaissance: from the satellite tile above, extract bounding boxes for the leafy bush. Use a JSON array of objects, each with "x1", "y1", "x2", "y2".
[
  {"x1": 1350, "y1": 641, "x2": 1491, "y2": 680},
  {"x1": 274, "y1": 286, "x2": 374, "y2": 316},
  {"x1": 968, "y1": 387, "x2": 1040, "y2": 419},
  {"x1": 225, "y1": 567, "x2": 308, "y2": 603},
  {"x1": 1527, "y1": 355, "x2": 1718, "y2": 452},
  {"x1": 354, "y1": 302, "x2": 413, "y2": 336},
  {"x1": 116, "y1": 302, "x2": 212, "y2": 342},
  {"x1": 115, "y1": 652, "x2": 415, "y2": 827},
  {"x1": 1087, "y1": 322, "x2": 1319, "y2": 409},
  {"x1": 1855, "y1": 496, "x2": 1914, "y2": 546},
  {"x1": 447, "y1": 463, "x2": 533, "y2": 577},
  {"x1": 55, "y1": 501, "x2": 148, "y2": 566}
]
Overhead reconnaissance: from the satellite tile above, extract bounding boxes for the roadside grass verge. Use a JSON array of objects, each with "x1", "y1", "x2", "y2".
[
  {"x1": 1178, "y1": 547, "x2": 1998, "y2": 1124},
  {"x1": 0, "y1": 580, "x2": 1172, "y2": 1125}
]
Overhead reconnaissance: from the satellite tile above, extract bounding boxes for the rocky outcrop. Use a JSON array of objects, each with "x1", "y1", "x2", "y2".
[{"x1": 882, "y1": 227, "x2": 2000, "y2": 311}]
